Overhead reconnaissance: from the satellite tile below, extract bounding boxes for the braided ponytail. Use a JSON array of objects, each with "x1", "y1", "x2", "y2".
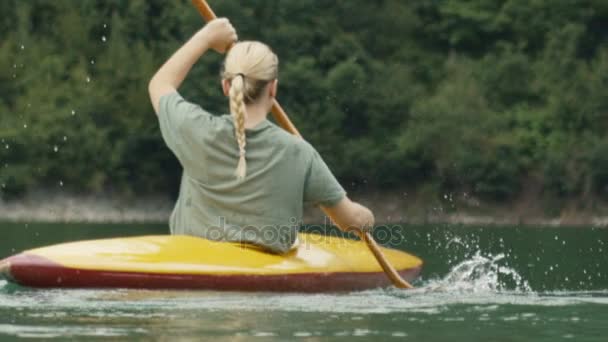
[
  {"x1": 229, "y1": 75, "x2": 247, "y2": 181},
  {"x1": 221, "y1": 41, "x2": 279, "y2": 181}
]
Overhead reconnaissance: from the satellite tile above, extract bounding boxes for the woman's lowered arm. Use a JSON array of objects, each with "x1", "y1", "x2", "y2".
[{"x1": 322, "y1": 197, "x2": 375, "y2": 234}]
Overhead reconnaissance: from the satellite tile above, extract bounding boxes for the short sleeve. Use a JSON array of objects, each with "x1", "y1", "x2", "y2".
[
  {"x1": 303, "y1": 149, "x2": 346, "y2": 207},
  {"x1": 158, "y1": 92, "x2": 214, "y2": 166}
]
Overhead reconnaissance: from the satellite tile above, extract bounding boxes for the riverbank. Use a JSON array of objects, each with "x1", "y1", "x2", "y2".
[
  {"x1": 0, "y1": 191, "x2": 172, "y2": 224},
  {"x1": 2, "y1": 189, "x2": 608, "y2": 226}
]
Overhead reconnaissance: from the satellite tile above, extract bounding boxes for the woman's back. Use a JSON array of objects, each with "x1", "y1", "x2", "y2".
[{"x1": 159, "y1": 92, "x2": 345, "y2": 253}]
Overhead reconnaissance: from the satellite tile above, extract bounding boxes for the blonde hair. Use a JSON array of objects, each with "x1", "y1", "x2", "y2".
[{"x1": 222, "y1": 41, "x2": 278, "y2": 181}]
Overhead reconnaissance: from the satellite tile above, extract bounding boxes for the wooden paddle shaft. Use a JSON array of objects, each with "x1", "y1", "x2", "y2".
[{"x1": 191, "y1": 0, "x2": 411, "y2": 289}]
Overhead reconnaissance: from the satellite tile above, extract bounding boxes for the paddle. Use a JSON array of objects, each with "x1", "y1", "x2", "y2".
[{"x1": 191, "y1": 0, "x2": 413, "y2": 289}]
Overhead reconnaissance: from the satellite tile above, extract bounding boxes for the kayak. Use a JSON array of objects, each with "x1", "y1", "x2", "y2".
[{"x1": 0, "y1": 233, "x2": 422, "y2": 292}]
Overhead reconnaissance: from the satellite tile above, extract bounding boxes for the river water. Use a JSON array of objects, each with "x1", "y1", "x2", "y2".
[{"x1": 0, "y1": 223, "x2": 607, "y2": 341}]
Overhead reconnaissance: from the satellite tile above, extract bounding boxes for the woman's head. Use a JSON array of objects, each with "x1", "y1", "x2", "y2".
[
  {"x1": 221, "y1": 41, "x2": 278, "y2": 181},
  {"x1": 222, "y1": 41, "x2": 278, "y2": 104}
]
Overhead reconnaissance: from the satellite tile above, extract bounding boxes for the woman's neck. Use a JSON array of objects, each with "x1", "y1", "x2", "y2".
[{"x1": 244, "y1": 100, "x2": 270, "y2": 129}]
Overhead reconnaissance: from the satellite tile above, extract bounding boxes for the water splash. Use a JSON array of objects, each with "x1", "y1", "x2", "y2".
[{"x1": 422, "y1": 252, "x2": 532, "y2": 293}]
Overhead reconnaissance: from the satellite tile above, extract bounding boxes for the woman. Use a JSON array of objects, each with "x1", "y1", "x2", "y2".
[{"x1": 148, "y1": 19, "x2": 374, "y2": 254}]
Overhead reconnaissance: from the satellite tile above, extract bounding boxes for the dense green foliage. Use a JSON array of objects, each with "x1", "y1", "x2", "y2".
[{"x1": 1, "y1": 0, "x2": 607, "y2": 202}]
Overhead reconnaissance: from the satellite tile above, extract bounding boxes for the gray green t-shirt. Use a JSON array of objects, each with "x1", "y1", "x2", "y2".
[{"x1": 158, "y1": 92, "x2": 346, "y2": 253}]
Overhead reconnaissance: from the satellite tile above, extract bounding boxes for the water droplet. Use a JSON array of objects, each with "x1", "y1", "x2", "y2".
[
  {"x1": 90, "y1": 59, "x2": 95, "y2": 65},
  {"x1": 59, "y1": 180, "x2": 63, "y2": 187},
  {"x1": 5, "y1": 144, "x2": 9, "y2": 150},
  {"x1": 86, "y1": 76, "x2": 91, "y2": 83},
  {"x1": 63, "y1": 136, "x2": 68, "y2": 141},
  {"x1": 23, "y1": 124, "x2": 27, "y2": 128},
  {"x1": 53, "y1": 145, "x2": 59, "y2": 152},
  {"x1": 71, "y1": 110, "x2": 76, "y2": 115},
  {"x1": 20, "y1": 44, "x2": 25, "y2": 50},
  {"x1": 103, "y1": 24, "x2": 107, "y2": 29},
  {"x1": 101, "y1": 36, "x2": 107, "y2": 42}
]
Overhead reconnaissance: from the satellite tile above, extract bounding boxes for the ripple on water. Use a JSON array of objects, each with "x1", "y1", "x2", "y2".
[
  {"x1": 0, "y1": 324, "x2": 146, "y2": 339},
  {"x1": 3, "y1": 287, "x2": 607, "y2": 319}
]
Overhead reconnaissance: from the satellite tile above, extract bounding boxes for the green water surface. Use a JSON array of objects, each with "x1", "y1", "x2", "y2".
[{"x1": 1, "y1": 223, "x2": 607, "y2": 341}]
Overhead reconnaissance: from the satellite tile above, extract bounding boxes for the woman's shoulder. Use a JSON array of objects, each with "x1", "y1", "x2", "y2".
[
  {"x1": 266, "y1": 125, "x2": 316, "y2": 157},
  {"x1": 160, "y1": 91, "x2": 221, "y2": 125}
]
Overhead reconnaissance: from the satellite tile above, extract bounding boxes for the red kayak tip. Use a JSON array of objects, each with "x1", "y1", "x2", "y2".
[{"x1": 0, "y1": 258, "x2": 12, "y2": 282}]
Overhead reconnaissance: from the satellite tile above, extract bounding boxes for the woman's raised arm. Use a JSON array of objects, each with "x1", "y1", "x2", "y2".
[{"x1": 148, "y1": 18, "x2": 237, "y2": 114}]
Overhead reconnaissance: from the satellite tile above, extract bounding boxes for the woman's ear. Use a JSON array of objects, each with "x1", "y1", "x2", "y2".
[
  {"x1": 222, "y1": 79, "x2": 231, "y2": 96},
  {"x1": 269, "y1": 79, "x2": 278, "y2": 98}
]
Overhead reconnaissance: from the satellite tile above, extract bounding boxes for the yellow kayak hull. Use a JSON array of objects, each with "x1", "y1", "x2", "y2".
[{"x1": 0, "y1": 234, "x2": 422, "y2": 292}]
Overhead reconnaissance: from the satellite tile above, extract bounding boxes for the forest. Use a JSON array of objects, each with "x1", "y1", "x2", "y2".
[{"x1": 1, "y1": 0, "x2": 607, "y2": 209}]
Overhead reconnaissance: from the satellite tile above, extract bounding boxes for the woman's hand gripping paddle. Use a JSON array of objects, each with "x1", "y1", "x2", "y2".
[{"x1": 191, "y1": 0, "x2": 413, "y2": 289}]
